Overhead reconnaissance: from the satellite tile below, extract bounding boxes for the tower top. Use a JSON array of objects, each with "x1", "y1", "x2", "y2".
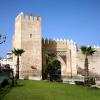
[{"x1": 15, "y1": 12, "x2": 41, "y2": 22}]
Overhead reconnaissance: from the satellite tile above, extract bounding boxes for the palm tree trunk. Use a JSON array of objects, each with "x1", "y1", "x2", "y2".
[
  {"x1": 84, "y1": 56, "x2": 89, "y2": 86},
  {"x1": 16, "y1": 56, "x2": 19, "y2": 79}
]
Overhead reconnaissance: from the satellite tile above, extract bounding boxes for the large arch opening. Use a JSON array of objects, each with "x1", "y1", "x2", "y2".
[
  {"x1": 42, "y1": 51, "x2": 67, "y2": 81},
  {"x1": 50, "y1": 60, "x2": 61, "y2": 81},
  {"x1": 42, "y1": 59, "x2": 61, "y2": 81},
  {"x1": 56, "y1": 56, "x2": 67, "y2": 78}
]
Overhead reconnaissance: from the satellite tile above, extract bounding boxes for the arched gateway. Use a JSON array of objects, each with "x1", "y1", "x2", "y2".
[
  {"x1": 42, "y1": 39, "x2": 78, "y2": 80},
  {"x1": 56, "y1": 56, "x2": 67, "y2": 78}
]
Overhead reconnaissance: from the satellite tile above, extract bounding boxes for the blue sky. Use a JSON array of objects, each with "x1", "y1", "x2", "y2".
[{"x1": 0, "y1": 0, "x2": 100, "y2": 57}]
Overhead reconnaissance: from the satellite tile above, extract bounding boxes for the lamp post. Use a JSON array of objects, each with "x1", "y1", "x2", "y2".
[{"x1": 0, "y1": 34, "x2": 6, "y2": 44}]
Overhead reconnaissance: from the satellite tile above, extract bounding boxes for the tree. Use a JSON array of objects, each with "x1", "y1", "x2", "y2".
[
  {"x1": 80, "y1": 46, "x2": 96, "y2": 86},
  {"x1": 44, "y1": 51, "x2": 56, "y2": 80},
  {"x1": 0, "y1": 34, "x2": 6, "y2": 44},
  {"x1": 12, "y1": 48, "x2": 25, "y2": 79},
  {"x1": 45, "y1": 51, "x2": 56, "y2": 64}
]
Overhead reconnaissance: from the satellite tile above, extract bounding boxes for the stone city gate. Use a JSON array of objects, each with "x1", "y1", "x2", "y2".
[
  {"x1": 42, "y1": 50, "x2": 70, "y2": 79},
  {"x1": 42, "y1": 38, "x2": 78, "y2": 79}
]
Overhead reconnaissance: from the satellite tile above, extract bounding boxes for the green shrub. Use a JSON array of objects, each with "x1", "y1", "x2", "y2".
[
  {"x1": 89, "y1": 77, "x2": 96, "y2": 85},
  {"x1": 1, "y1": 79, "x2": 9, "y2": 87},
  {"x1": 75, "y1": 81, "x2": 84, "y2": 86}
]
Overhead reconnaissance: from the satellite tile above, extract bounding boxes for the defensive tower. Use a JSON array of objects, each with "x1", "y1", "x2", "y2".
[{"x1": 13, "y1": 12, "x2": 42, "y2": 80}]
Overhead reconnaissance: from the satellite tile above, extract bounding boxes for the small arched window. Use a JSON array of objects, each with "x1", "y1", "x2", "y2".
[{"x1": 30, "y1": 34, "x2": 32, "y2": 38}]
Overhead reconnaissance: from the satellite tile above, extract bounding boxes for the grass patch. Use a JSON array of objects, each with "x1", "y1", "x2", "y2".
[{"x1": 0, "y1": 80, "x2": 100, "y2": 100}]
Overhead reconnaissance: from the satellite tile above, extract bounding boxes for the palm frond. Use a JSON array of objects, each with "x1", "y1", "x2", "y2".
[
  {"x1": 12, "y1": 48, "x2": 25, "y2": 56},
  {"x1": 80, "y1": 46, "x2": 87, "y2": 55},
  {"x1": 80, "y1": 46, "x2": 96, "y2": 56}
]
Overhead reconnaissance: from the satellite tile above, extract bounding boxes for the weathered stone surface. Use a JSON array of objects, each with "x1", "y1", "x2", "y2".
[
  {"x1": 13, "y1": 12, "x2": 42, "y2": 80},
  {"x1": 13, "y1": 12, "x2": 100, "y2": 80}
]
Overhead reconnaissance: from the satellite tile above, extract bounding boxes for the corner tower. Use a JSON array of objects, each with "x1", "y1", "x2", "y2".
[{"x1": 13, "y1": 12, "x2": 42, "y2": 80}]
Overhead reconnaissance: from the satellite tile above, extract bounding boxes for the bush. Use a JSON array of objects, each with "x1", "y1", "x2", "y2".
[
  {"x1": 89, "y1": 77, "x2": 96, "y2": 85},
  {"x1": 1, "y1": 79, "x2": 9, "y2": 87},
  {"x1": 75, "y1": 77, "x2": 96, "y2": 87},
  {"x1": 75, "y1": 81, "x2": 84, "y2": 86}
]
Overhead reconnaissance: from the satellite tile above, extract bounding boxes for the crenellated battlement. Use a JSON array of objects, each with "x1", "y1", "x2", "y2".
[
  {"x1": 78, "y1": 45, "x2": 100, "y2": 53},
  {"x1": 15, "y1": 12, "x2": 41, "y2": 22},
  {"x1": 42, "y1": 38, "x2": 77, "y2": 52},
  {"x1": 92, "y1": 45, "x2": 100, "y2": 49},
  {"x1": 42, "y1": 38, "x2": 67, "y2": 45},
  {"x1": 91, "y1": 45, "x2": 100, "y2": 51},
  {"x1": 80, "y1": 45, "x2": 100, "y2": 51},
  {"x1": 42, "y1": 38, "x2": 77, "y2": 46}
]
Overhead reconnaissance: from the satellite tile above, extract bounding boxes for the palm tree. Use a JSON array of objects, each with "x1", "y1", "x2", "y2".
[
  {"x1": 45, "y1": 51, "x2": 56, "y2": 64},
  {"x1": 80, "y1": 46, "x2": 96, "y2": 86},
  {"x1": 12, "y1": 48, "x2": 25, "y2": 79}
]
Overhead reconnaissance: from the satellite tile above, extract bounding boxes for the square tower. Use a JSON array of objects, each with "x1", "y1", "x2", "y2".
[{"x1": 13, "y1": 12, "x2": 42, "y2": 80}]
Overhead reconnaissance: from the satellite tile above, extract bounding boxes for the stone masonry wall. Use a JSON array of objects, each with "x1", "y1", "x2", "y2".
[
  {"x1": 13, "y1": 12, "x2": 100, "y2": 80},
  {"x1": 42, "y1": 38, "x2": 77, "y2": 77},
  {"x1": 13, "y1": 12, "x2": 42, "y2": 80},
  {"x1": 77, "y1": 47, "x2": 100, "y2": 76}
]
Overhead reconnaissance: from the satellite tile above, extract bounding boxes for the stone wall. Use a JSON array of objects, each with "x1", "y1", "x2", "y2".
[
  {"x1": 12, "y1": 12, "x2": 100, "y2": 80},
  {"x1": 13, "y1": 12, "x2": 42, "y2": 80},
  {"x1": 42, "y1": 38, "x2": 77, "y2": 77},
  {"x1": 77, "y1": 47, "x2": 100, "y2": 76}
]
